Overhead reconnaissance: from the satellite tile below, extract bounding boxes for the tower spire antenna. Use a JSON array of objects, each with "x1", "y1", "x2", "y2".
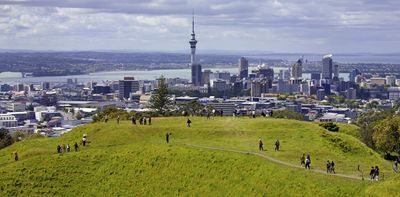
[{"x1": 192, "y1": 8, "x2": 195, "y2": 34}]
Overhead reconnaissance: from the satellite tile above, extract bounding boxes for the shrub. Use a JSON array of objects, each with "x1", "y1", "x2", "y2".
[{"x1": 319, "y1": 122, "x2": 340, "y2": 132}]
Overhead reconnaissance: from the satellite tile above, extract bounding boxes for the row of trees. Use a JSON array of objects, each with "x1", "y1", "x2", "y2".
[
  {"x1": 372, "y1": 116, "x2": 400, "y2": 157},
  {"x1": 355, "y1": 108, "x2": 397, "y2": 149}
]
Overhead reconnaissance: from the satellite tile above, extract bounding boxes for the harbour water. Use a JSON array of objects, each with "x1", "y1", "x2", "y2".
[{"x1": 0, "y1": 67, "x2": 349, "y2": 84}]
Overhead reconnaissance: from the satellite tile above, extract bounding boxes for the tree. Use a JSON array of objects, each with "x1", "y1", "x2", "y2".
[
  {"x1": 76, "y1": 112, "x2": 83, "y2": 120},
  {"x1": 149, "y1": 76, "x2": 172, "y2": 115},
  {"x1": 26, "y1": 103, "x2": 34, "y2": 111},
  {"x1": 0, "y1": 128, "x2": 13, "y2": 149},
  {"x1": 373, "y1": 117, "x2": 400, "y2": 156},
  {"x1": 356, "y1": 108, "x2": 397, "y2": 149}
]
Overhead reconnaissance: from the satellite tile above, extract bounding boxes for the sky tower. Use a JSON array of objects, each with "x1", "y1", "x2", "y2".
[{"x1": 190, "y1": 10, "x2": 202, "y2": 86}]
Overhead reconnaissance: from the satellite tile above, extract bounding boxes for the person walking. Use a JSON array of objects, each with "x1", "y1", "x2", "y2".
[
  {"x1": 374, "y1": 166, "x2": 380, "y2": 181},
  {"x1": 305, "y1": 158, "x2": 311, "y2": 169},
  {"x1": 132, "y1": 116, "x2": 136, "y2": 125},
  {"x1": 300, "y1": 154, "x2": 305, "y2": 167},
  {"x1": 259, "y1": 139, "x2": 264, "y2": 151},
  {"x1": 74, "y1": 142, "x2": 79, "y2": 152},
  {"x1": 326, "y1": 160, "x2": 331, "y2": 173},
  {"x1": 166, "y1": 132, "x2": 170, "y2": 143},
  {"x1": 330, "y1": 161, "x2": 335, "y2": 174},
  {"x1": 117, "y1": 115, "x2": 120, "y2": 124},
  {"x1": 187, "y1": 119, "x2": 192, "y2": 127},
  {"x1": 13, "y1": 152, "x2": 18, "y2": 161},
  {"x1": 57, "y1": 144, "x2": 62, "y2": 153},
  {"x1": 144, "y1": 117, "x2": 147, "y2": 125},
  {"x1": 274, "y1": 140, "x2": 280, "y2": 151},
  {"x1": 82, "y1": 136, "x2": 87, "y2": 146},
  {"x1": 369, "y1": 166, "x2": 375, "y2": 180},
  {"x1": 305, "y1": 154, "x2": 311, "y2": 169},
  {"x1": 149, "y1": 116, "x2": 152, "y2": 125}
]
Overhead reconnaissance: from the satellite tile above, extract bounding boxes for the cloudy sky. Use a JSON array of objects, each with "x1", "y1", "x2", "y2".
[{"x1": 0, "y1": 0, "x2": 399, "y2": 53}]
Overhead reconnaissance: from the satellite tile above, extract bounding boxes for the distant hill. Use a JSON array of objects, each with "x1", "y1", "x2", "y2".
[{"x1": 0, "y1": 117, "x2": 397, "y2": 196}]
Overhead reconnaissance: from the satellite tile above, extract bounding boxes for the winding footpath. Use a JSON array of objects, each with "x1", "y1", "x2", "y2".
[{"x1": 185, "y1": 143, "x2": 368, "y2": 181}]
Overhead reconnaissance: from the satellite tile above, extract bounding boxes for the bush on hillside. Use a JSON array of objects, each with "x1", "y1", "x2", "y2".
[
  {"x1": 0, "y1": 128, "x2": 13, "y2": 149},
  {"x1": 92, "y1": 107, "x2": 157, "y2": 123},
  {"x1": 319, "y1": 122, "x2": 340, "y2": 132},
  {"x1": 271, "y1": 110, "x2": 304, "y2": 121}
]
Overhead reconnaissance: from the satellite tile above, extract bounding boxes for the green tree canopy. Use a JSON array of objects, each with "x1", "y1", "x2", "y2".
[
  {"x1": 373, "y1": 117, "x2": 400, "y2": 154},
  {"x1": 149, "y1": 76, "x2": 172, "y2": 115}
]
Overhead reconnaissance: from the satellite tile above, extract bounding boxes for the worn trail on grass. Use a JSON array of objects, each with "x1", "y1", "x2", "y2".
[{"x1": 185, "y1": 143, "x2": 368, "y2": 181}]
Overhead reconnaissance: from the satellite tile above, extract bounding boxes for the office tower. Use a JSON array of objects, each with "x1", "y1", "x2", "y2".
[
  {"x1": 291, "y1": 59, "x2": 303, "y2": 79},
  {"x1": 189, "y1": 11, "x2": 202, "y2": 86},
  {"x1": 239, "y1": 57, "x2": 249, "y2": 79},
  {"x1": 118, "y1": 77, "x2": 139, "y2": 100},
  {"x1": 258, "y1": 65, "x2": 274, "y2": 80},
  {"x1": 316, "y1": 89, "x2": 325, "y2": 101},
  {"x1": 42, "y1": 82, "x2": 51, "y2": 90},
  {"x1": 250, "y1": 80, "x2": 261, "y2": 97},
  {"x1": 345, "y1": 88, "x2": 357, "y2": 100},
  {"x1": 311, "y1": 72, "x2": 321, "y2": 81},
  {"x1": 333, "y1": 64, "x2": 339, "y2": 79},
  {"x1": 322, "y1": 54, "x2": 333, "y2": 81},
  {"x1": 349, "y1": 68, "x2": 361, "y2": 83},
  {"x1": 202, "y1": 70, "x2": 212, "y2": 85},
  {"x1": 278, "y1": 69, "x2": 290, "y2": 80}
]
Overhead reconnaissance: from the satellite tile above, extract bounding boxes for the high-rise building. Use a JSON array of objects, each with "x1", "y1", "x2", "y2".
[
  {"x1": 118, "y1": 77, "x2": 139, "y2": 100},
  {"x1": 278, "y1": 69, "x2": 290, "y2": 80},
  {"x1": 349, "y1": 68, "x2": 361, "y2": 83},
  {"x1": 189, "y1": 11, "x2": 202, "y2": 86},
  {"x1": 250, "y1": 80, "x2": 261, "y2": 97},
  {"x1": 291, "y1": 59, "x2": 302, "y2": 79},
  {"x1": 333, "y1": 64, "x2": 339, "y2": 79},
  {"x1": 258, "y1": 65, "x2": 274, "y2": 80},
  {"x1": 322, "y1": 54, "x2": 333, "y2": 81},
  {"x1": 202, "y1": 70, "x2": 212, "y2": 85},
  {"x1": 239, "y1": 57, "x2": 249, "y2": 79},
  {"x1": 42, "y1": 82, "x2": 51, "y2": 90}
]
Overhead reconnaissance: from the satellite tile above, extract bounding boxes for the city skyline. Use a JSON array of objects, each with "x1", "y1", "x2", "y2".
[{"x1": 0, "y1": 0, "x2": 399, "y2": 53}]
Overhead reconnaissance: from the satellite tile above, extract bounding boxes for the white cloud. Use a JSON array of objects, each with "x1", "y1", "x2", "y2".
[{"x1": 0, "y1": 1, "x2": 399, "y2": 52}]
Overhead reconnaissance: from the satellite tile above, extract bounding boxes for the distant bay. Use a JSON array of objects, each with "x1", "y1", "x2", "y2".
[{"x1": 0, "y1": 67, "x2": 348, "y2": 84}]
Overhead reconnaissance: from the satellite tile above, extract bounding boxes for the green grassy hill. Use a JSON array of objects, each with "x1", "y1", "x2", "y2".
[{"x1": 0, "y1": 117, "x2": 398, "y2": 196}]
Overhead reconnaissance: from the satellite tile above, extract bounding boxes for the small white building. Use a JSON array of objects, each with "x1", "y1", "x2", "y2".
[{"x1": 0, "y1": 114, "x2": 18, "y2": 128}]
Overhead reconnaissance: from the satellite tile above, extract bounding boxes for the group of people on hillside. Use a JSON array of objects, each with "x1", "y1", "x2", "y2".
[
  {"x1": 300, "y1": 154, "x2": 312, "y2": 169},
  {"x1": 326, "y1": 160, "x2": 336, "y2": 174},
  {"x1": 370, "y1": 166, "x2": 380, "y2": 181},
  {"x1": 131, "y1": 116, "x2": 152, "y2": 125},
  {"x1": 56, "y1": 134, "x2": 87, "y2": 153},
  {"x1": 258, "y1": 139, "x2": 280, "y2": 151},
  {"x1": 104, "y1": 115, "x2": 152, "y2": 125},
  {"x1": 57, "y1": 143, "x2": 78, "y2": 153}
]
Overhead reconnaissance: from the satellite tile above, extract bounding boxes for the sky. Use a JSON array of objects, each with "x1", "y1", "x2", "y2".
[{"x1": 0, "y1": 0, "x2": 399, "y2": 53}]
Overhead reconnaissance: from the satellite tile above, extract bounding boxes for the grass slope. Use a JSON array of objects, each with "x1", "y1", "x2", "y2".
[{"x1": 0, "y1": 117, "x2": 398, "y2": 196}]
